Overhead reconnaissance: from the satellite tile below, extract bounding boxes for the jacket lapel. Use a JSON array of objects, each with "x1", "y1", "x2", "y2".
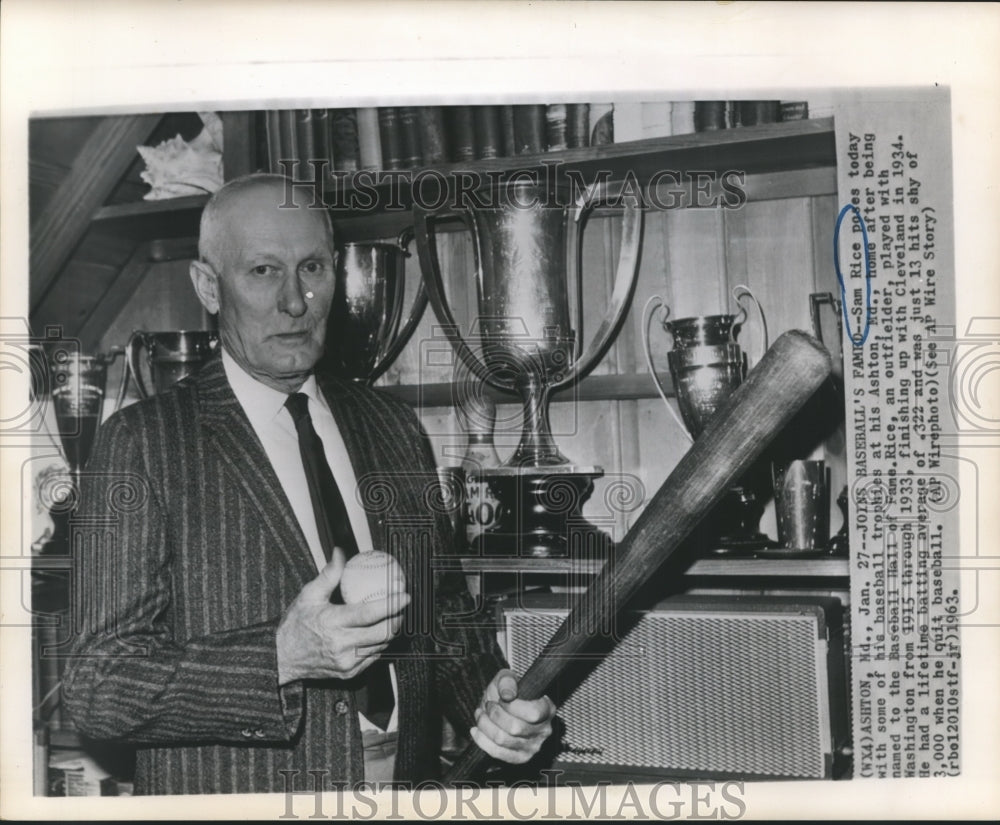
[
  {"x1": 195, "y1": 357, "x2": 317, "y2": 586},
  {"x1": 316, "y1": 375, "x2": 410, "y2": 558}
]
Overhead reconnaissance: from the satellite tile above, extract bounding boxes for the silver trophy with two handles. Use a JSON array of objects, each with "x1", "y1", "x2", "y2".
[
  {"x1": 644, "y1": 285, "x2": 773, "y2": 551},
  {"x1": 417, "y1": 180, "x2": 643, "y2": 556}
]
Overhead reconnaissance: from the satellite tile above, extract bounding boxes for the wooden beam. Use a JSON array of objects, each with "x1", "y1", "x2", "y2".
[
  {"x1": 76, "y1": 242, "x2": 154, "y2": 349},
  {"x1": 30, "y1": 114, "x2": 162, "y2": 313}
]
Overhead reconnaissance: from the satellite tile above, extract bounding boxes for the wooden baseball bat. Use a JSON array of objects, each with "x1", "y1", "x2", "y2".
[{"x1": 445, "y1": 329, "x2": 832, "y2": 782}]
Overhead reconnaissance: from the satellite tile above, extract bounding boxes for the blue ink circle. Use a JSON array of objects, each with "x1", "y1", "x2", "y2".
[{"x1": 833, "y1": 203, "x2": 873, "y2": 346}]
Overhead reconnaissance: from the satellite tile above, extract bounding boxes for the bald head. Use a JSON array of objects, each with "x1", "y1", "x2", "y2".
[
  {"x1": 198, "y1": 173, "x2": 334, "y2": 272},
  {"x1": 190, "y1": 173, "x2": 337, "y2": 392}
]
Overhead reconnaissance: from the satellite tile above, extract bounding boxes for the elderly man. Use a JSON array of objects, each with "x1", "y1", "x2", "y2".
[{"x1": 62, "y1": 173, "x2": 554, "y2": 795}]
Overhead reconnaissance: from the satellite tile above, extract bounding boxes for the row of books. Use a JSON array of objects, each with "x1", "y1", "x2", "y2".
[
  {"x1": 260, "y1": 100, "x2": 813, "y2": 176},
  {"x1": 261, "y1": 104, "x2": 612, "y2": 176}
]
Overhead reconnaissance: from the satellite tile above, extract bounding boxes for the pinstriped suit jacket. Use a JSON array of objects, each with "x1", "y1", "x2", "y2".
[{"x1": 62, "y1": 356, "x2": 504, "y2": 795}]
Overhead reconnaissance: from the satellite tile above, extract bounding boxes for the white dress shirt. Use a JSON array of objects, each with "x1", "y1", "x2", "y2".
[{"x1": 222, "y1": 350, "x2": 398, "y2": 733}]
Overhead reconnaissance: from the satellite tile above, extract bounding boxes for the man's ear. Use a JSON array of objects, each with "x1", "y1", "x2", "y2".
[{"x1": 190, "y1": 260, "x2": 221, "y2": 315}]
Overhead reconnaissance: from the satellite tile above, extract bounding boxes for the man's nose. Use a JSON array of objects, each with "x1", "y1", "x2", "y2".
[{"x1": 277, "y1": 274, "x2": 308, "y2": 316}]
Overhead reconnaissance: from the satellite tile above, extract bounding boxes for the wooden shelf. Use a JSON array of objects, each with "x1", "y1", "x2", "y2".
[
  {"x1": 85, "y1": 119, "x2": 836, "y2": 244},
  {"x1": 378, "y1": 371, "x2": 669, "y2": 407},
  {"x1": 434, "y1": 555, "x2": 849, "y2": 578},
  {"x1": 91, "y1": 193, "x2": 208, "y2": 241}
]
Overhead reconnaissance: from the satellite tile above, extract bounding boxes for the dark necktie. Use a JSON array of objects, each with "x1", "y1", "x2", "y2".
[{"x1": 284, "y1": 392, "x2": 394, "y2": 729}]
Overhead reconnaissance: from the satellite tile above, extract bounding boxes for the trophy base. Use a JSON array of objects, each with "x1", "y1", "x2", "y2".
[
  {"x1": 707, "y1": 486, "x2": 773, "y2": 554},
  {"x1": 710, "y1": 534, "x2": 777, "y2": 556},
  {"x1": 468, "y1": 467, "x2": 606, "y2": 558},
  {"x1": 755, "y1": 546, "x2": 842, "y2": 560}
]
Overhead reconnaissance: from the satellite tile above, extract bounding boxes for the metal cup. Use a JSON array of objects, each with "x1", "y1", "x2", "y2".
[
  {"x1": 771, "y1": 460, "x2": 831, "y2": 551},
  {"x1": 46, "y1": 346, "x2": 122, "y2": 484},
  {"x1": 417, "y1": 180, "x2": 643, "y2": 469},
  {"x1": 644, "y1": 285, "x2": 767, "y2": 437},
  {"x1": 120, "y1": 330, "x2": 219, "y2": 406},
  {"x1": 322, "y1": 227, "x2": 428, "y2": 383}
]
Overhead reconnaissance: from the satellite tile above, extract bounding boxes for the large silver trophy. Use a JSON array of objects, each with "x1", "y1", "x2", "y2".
[
  {"x1": 321, "y1": 228, "x2": 428, "y2": 383},
  {"x1": 416, "y1": 180, "x2": 643, "y2": 556},
  {"x1": 644, "y1": 286, "x2": 772, "y2": 551}
]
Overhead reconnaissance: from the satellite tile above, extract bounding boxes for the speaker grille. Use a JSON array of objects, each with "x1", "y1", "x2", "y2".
[{"x1": 503, "y1": 601, "x2": 836, "y2": 779}]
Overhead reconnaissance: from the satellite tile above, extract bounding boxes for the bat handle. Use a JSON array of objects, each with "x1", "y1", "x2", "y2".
[{"x1": 443, "y1": 740, "x2": 492, "y2": 785}]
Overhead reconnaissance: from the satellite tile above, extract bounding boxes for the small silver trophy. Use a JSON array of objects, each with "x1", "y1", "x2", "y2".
[
  {"x1": 644, "y1": 285, "x2": 772, "y2": 550},
  {"x1": 119, "y1": 330, "x2": 219, "y2": 406},
  {"x1": 322, "y1": 228, "x2": 428, "y2": 383}
]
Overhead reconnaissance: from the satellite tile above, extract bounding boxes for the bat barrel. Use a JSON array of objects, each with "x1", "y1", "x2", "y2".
[{"x1": 446, "y1": 330, "x2": 832, "y2": 783}]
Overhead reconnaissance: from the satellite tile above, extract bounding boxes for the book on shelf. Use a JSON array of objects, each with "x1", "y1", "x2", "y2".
[
  {"x1": 545, "y1": 104, "x2": 568, "y2": 152},
  {"x1": 356, "y1": 107, "x2": 382, "y2": 171},
  {"x1": 732, "y1": 100, "x2": 780, "y2": 127},
  {"x1": 312, "y1": 108, "x2": 334, "y2": 177},
  {"x1": 694, "y1": 101, "x2": 728, "y2": 132},
  {"x1": 398, "y1": 106, "x2": 423, "y2": 168},
  {"x1": 418, "y1": 106, "x2": 448, "y2": 165},
  {"x1": 473, "y1": 105, "x2": 501, "y2": 160},
  {"x1": 565, "y1": 103, "x2": 590, "y2": 149},
  {"x1": 499, "y1": 105, "x2": 517, "y2": 157},
  {"x1": 377, "y1": 106, "x2": 403, "y2": 170},
  {"x1": 447, "y1": 106, "x2": 476, "y2": 162},
  {"x1": 264, "y1": 110, "x2": 283, "y2": 173},
  {"x1": 330, "y1": 109, "x2": 360, "y2": 172},
  {"x1": 512, "y1": 104, "x2": 546, "y2": 155},
  {"x1": 295, "y1": 109, "x2": 317, "y2": 171},
  {"x1": 278, "y1": 109, "x2": 298, "y2": 170}
]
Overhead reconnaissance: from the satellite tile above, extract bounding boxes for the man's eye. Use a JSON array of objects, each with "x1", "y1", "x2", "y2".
[
  {"x1": 300, "y1": 261, "x2": 325, "y2": 275},
  {"x1": 251, "y1": 265, "x2": 275, "y2": 276}
]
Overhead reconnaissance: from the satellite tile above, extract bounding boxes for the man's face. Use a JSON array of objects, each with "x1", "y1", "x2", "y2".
[{"x1": 198, "y1": 184, "x2": 336, "y2": 392}]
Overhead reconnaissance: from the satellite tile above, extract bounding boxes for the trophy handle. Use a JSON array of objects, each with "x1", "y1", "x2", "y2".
[
  {"x1": 367, "y1": 258, "x2": 429, "y2": 384},
  {"x1": 111, "y1": 342, "x2": 132, "y2": 411},
  {"x1": 557, "y1": 180, "x2": 644, "y2": 390},
  {"x1": 732, "y1": 284, "x2": 768, "y2": 366},
  {"x1": 416, "y1": 207, "x2": 515, "y2": 393},
  {"x1": 125, "y1": 332, "x2": 152, "y2": 400},
  {"x1": 641, "y1": 295, "x2": 693, "y2": 441},
  {"x1": 809, "y1": 291, "x2": 840, "y2": 342}
]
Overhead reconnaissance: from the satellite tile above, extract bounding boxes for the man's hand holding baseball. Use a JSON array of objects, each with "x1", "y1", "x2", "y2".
[{"x1": 276, "y1": 549, "x2": 409, "y2": 685}]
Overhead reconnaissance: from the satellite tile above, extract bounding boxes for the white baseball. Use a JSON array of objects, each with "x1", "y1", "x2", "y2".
[{"x1": 339, "y1": 551, "x2": 408, "y2": 605}]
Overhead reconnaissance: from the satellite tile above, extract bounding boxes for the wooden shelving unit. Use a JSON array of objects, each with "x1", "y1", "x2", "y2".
[{"x1": 87, "y1": 118, "x2": 836, "y2": 244}]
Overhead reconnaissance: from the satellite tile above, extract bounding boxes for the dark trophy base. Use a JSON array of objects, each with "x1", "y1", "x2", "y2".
[
  {"x1": 470, "y1": 467, "x2": 608, "y2": 558},
  {"x1": 710, "y1": 486, "x2": 775, "y2": 555}
]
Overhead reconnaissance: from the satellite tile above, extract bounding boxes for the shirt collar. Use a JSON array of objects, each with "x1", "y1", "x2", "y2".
[{"x1": 221, "y1": 348, "x2": 328, "y2": 427}]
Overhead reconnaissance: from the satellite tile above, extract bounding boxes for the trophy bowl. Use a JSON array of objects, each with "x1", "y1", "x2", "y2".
[
  {"x1": 46, "y1": 346, "x2": 123, "y2": 488},
  {"x1": 417, "y1": 179, "x2": 643, "y2": 469},
  {"x1": 322, "y1": 228, "x2": 427, "y2": 383},
  {"x1": 122, "y1": 330, "x2": 219, "y2": 404},
  {"x1": 665, "y1": 313, "x2": 744, "y2": 351},
  {"x1": 667, "y1": 343, "x2": 746, "y2": 438}
]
